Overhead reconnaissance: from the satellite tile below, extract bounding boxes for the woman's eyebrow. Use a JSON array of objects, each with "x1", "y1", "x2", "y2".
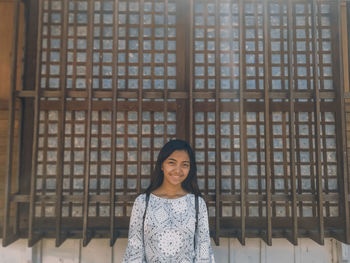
[{"x1": 167, "y1": 158, "x2": 190, "y2": 163}]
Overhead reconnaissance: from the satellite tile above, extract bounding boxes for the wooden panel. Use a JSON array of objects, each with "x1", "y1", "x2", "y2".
[
  {"x1": 0, "y1": 1, "x2": 24, "y2": 101},
  {"x1": 3, "y1": 0, "x2": 350, "y2": 246},
  {"x1": 0, "y1": 0, "x2": 24, "y2": 242},
  {"x1": 0, "y1": 107, "x2": 20, "y2": 239}
]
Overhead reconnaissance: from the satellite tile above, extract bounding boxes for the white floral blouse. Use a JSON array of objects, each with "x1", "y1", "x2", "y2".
[{"x1": 122, "y1": 193, "x2": 215, "y2": 263}]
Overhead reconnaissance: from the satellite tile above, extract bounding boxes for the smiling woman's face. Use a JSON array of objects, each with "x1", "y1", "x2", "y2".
[{"x1": 161, "y1": 150, "x2": 190, "y2": 188}]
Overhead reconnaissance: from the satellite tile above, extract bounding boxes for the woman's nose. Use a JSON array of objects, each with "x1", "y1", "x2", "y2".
[{"x1": 174, "y1": 165, "x2": 182, "y2": 173}]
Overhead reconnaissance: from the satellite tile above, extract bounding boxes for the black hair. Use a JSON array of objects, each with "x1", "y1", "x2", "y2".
[{"x1": 145, "y1": 139, "x2": 201, "y2": 196}]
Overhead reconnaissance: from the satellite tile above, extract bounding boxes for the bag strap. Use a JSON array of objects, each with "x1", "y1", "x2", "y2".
[
  {"x1": 143, "y1": 193, "x2": 150, "y2": 224},
  {"x1": 142, "y1": 193, "x2": 150, "y2": 248},
  {"x1": 194, "y1": 194, "x2": 199, "y2": 251}
]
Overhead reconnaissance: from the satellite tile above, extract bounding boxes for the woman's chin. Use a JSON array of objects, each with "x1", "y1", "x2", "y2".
[{"x1": 168, "y1": 177, "x2": 184, "y2": 186}]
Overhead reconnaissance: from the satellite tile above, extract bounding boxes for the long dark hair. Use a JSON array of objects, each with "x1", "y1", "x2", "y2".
[{"x1": 145, "y1": 139, "x2": 201, "y2": 196}]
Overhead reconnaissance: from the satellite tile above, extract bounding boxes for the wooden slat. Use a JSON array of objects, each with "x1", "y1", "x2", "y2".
[
  {"x1": 8, "y1": 192, "x2": 343, "y2": 203},
  {"x1": 16, "y1": 89, "x2": 340, "y2": 100},
  {"x1": 287, "y1": 0, "x2": 298, "y2": 246},
  {"x1": 95, "y1": 4, "x2": 103, "y2": 226},
  {"x1": 214, "y1": 0, "x2": 220, "y2": 246},
  {"x1": 348, "y1": 2, "x2": 350, "y2": 99},
  {"x1": 228, "y1": 0, "x2": 236, "y2": 223},
  {"x1": 263, "y1": 0, "x2": 272, "y2": 246},
  {"x1": 2, "y1": 0, "x2": 20, "y2": 247},
  {"x1": 163, "y1": 0, "x2": 169, "y2": 149},
  {"x1": 28, "y1": 0, "x2": 43, "y2": 247},
  {"x1": 109, "y1": 0, "x2": 119, "y2": 247},
  {"x1": 82, "y1": 0, "x2": 94, "y2": 247},
  {"x1": 311, "y1": 0, "x2": 325, "y2": 245},
  {"x1": 12, "y1": 91, "x2": 22, "y2": 242},
  {"x1": 189, "y1": 0, "x2": 194, "y2": 146},
  {"x1": 136, "y1": 0, "x2": 144, "y2": 194},
  {"x1": 15, "y1": 0, "x2": 38, "y2": 247},
  {"x1": 238, "y1": 0, "x2": 246, "y2": 246},
  {"x1": 55, "y1": 0, "x2": 68, "y2": 247}
]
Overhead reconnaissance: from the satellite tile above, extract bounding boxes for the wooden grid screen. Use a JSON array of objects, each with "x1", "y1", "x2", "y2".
[{"x1": 3, "y1": 0, "x2": 350, "y2": 247}]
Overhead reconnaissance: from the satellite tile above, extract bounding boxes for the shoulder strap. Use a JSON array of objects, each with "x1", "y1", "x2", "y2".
[
  {"x1": 143, "y1": 193, "x2": 150, "y2": 223},
  {"x1": 142, "y1": 193, "x2": 150, "y2": 246},
  {"x1": 195, "y1": 194, "x2": 199, "y2": 233},
  {"x1": 194, "y1": 194, "x2": 199, "y2": 251}
]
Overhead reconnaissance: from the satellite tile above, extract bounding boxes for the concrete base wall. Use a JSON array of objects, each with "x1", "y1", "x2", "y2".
[{"x1": 1, "y1": 238, "x2": 349, "y2": 263}]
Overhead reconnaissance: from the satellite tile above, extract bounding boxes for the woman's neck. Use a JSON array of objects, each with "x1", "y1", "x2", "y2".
[{"x1": 152, "y1": 183, "x2": 188, "y2": 198}]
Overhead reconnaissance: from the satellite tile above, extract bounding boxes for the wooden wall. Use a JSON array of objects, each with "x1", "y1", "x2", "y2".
[
  {"x1": 0, "y1": 0, "x2": 14, "y2": 104},
  {"x1": 0, "y1": 2, "x2": 350, "y2": 263},
  {"x1": 0, "y1": 0, "x2": 24, "y2": 104}
]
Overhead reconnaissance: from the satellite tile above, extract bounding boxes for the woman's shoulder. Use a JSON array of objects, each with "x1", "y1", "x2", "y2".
[
  {"x1": 196, "y1": 195, "x2": 207, "y2": 208},
  {"x1": 136, "y1": 193, "x2": 148, "y2": 199},
  {"x1": 133, "y1": 193, "x2": 148, "y2": 205},
  {"x1": 186, "y1": 194, "x2": 205, "y2": 205}
]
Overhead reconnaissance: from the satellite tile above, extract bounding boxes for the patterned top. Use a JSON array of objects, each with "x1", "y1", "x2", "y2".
[{"x1": 122, "y1": 193, "x2": 215, "y2": 263}]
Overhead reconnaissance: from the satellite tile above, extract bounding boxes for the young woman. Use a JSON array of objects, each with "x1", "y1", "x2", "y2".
[{"x1": 122, "y1": 139, "x2": 215, "y2": 262}]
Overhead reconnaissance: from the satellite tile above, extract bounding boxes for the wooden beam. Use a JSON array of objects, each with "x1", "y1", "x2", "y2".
[
  {"x1": 109, "y1": 0, "x2": 119, "y2": 247},
  {"x1": 263, "y1": 0, "x2": 272, "y2": 246},
  {"x1": 82, "y1": 0, "x2": 94, "y2": 247},
  {"x1": 2, "y1": 0, "x2": 20, "y2": 246},
  {"x1": 214, "y1": 0, "x2": 221, "y2": 246},
  {"x1": 238, "y1": 0, "x2": 246, "y2": 246},
  {"x1": 28, "y1": 0, "x2": 43, "y2": 247},
  {"x1": 311, "y1": 0, "x2": 324, "y2": 245},
  {"x1": 287, "y1": 0, "x2": 298, "y2": 246},
  {"x1": 55, "y1": 0, "x2": 68, "y2": 247}
]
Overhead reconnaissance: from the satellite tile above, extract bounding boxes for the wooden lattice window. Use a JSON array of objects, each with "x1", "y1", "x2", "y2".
[{"x1": 2, "y1": 0, "x2": 350, "y2": 248}]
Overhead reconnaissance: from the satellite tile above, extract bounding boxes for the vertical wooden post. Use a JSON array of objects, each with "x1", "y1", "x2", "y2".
[
  {"x1": 55, "y1": 0, "x2": 68, "y2": 247},
  {"x1": 188, "y1": 0, "x2": 194, "y2": 147},
  {"x1": 214, "y1": 0, "x2": 221, "y2": 246},
  {"x1": 287, "y1": 0, "x2": 298, "y2": 246},
  {"x1": 82, "y1": 0, "x2": 94, "y2": 247},
  {"x1": 311, "y1": 0, "x2": 324, "y2": 245},
  {"x1": 110, "y1": 0, "x2": 120, "y2": 247},
  {"x1": 28, "y1": 0, "x2": 43, "y2": 247},
  {"x1": 238, "y1": 0, "x2": 246, "y2": 246},
  {"x1": 2, "y1": 0, "x2": 21, "y2": 247},
  {"x1": 136, "y1": 0, "x2": 144, "y2": 194},
  {"x1": 263, "y1": 0, "x2": 272, "y2": 246}
]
